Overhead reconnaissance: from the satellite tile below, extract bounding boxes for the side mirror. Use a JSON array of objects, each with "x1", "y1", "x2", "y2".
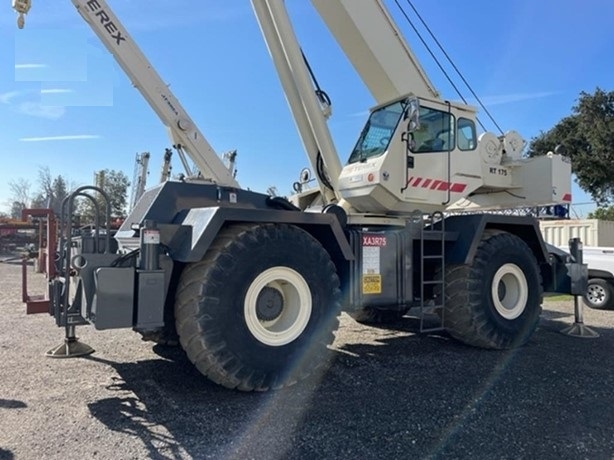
[
  {"x1": 404, "y1": 97, "x2": 420, "y2": 133},
  {"x1": 402, "y1": 97, "x2": 420, "y2": 158}
]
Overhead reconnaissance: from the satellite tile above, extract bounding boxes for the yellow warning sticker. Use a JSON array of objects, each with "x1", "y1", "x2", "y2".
[{"x1": 362, "y1": 274, "x2": 382, "y2": 295}]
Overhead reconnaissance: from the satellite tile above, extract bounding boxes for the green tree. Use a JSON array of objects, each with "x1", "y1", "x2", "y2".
[
  {"x1": 79, "y1": 169, "x2": 130, "y2": 223},
  {"x1": 587, "y1": 206, "x2": 614, "y2": 221},
  {"x1": 528, "y1": 88, "x2": 614, "y2": 205}
]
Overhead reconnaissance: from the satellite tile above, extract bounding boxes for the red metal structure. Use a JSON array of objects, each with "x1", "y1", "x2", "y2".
[{"x1": 20, "y1": 208, "x2": 57, "y2": 314}]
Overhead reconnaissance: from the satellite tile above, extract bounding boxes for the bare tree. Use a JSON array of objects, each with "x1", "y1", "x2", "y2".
[
  {"x1": 7, "y1": 178, "x2": 31, "y2": 218},
  {"x1": 36, "y1": 166, "x2": 54, "y2": 204},
  {"x1": 30, "y1": 166, "x2": 73, "y2": 215}
]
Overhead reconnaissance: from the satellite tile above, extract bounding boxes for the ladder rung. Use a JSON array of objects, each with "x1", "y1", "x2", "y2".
[
  {"x1": 420, "y1": 305, "x2": 443, "y2": 314},
  {"x1": 423, "y1": 255, "x2": 443, "y2": 259},
  {"x1": 422, "y1": 280, "x2": 443, "y2": 285},
  {"x1": 420, "y1": 326, "x2": 445, "y2": 333},
  {"x1": 421, "y1": 303, "x2": 443, "y2": 309}
]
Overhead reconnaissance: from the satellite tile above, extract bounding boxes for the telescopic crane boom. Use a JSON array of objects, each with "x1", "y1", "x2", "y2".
[
  {"x1": 129, "y1": 152, "x2": 150, "y2": 212},
  {"x1": 252, "y1": 0, "x2": 343, "y2": 205},
  {"x1": 13, "y1": 0, "x2": 239, "y2": 188},
  {"x1": 310, "y1": 0, "x2": 439, "y2": 103}
]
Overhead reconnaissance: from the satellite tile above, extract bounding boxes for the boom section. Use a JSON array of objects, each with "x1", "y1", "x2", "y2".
[
  {"x1": 310, "y1": 0, "x2": 439, "y2": 103},
  {"x1": 252, "y1": 0, "x2": 343, "y2": 204},
  {"x1": 72, "y1": 0, "x2": 239, "y2": 188}
]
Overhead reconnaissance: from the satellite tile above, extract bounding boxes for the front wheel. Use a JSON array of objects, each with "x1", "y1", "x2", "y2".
[
  {"x1": 443, "y1": 231, "x2": 542, "y2": 349},
  {"x1": 175, "y1": 224, "x2": 341, "y2": 391},
  {"x1": 583, "y1": 278, "x2": 614, "y2": 310}
]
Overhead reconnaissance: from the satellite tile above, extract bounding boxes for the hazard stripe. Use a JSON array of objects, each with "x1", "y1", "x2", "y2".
[
  {"x1": 404, "y1": 175, "x2": 468, "y2": 193},
  {"x1": 450, "y1": 183, "x2": 467, "y2": 193}
]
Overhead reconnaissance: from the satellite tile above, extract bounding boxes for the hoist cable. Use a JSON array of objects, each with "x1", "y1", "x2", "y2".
[{"x1": 398, "y1": 0, "x2": 505, "y2": 135}]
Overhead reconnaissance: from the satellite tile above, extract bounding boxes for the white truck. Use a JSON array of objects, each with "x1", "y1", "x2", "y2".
[
  {"x1": 581, "y1": 247, "x2": 614, "y2": 309},
  {"x1": 540, "y1": 220, "x2": 614, "y2": 310}
]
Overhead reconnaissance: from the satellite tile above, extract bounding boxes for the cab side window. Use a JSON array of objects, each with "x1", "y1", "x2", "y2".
[
  {"x1": 457, "y1": 118, "x2": 477, "y2": 151},
  {"x1": 409, "y1": 106, "x2": 454, "y2": 153}
]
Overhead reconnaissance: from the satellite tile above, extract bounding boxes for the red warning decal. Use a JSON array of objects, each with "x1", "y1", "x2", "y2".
[{"x1": 405, "y1": 176, "x2": 467, "y2": 193}]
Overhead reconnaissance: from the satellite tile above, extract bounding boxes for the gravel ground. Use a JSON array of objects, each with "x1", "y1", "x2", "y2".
[{"x1": 1, "y1": 260, "x2": 613, "y2": 460}]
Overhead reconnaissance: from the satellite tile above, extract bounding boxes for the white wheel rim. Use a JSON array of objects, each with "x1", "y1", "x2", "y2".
[
  {"x1": 586, "y1": 284, "x2": 606, "y2": 306},
  {"x1": 491, "y1": 263, "x2": 528, "y2": 320},
  {"x1": 244, "y1": 266, "x2": 312, "y2": 347}
]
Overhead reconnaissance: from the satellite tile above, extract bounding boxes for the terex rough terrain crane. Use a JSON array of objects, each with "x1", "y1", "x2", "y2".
[{"x1": 13, "y1": 0, "x2": 585, "y2": 391}]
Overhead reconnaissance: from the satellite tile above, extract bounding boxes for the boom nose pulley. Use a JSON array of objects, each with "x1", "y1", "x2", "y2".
[{"x1": 12, "y1": 0, "x2": 31, "y2": 29}]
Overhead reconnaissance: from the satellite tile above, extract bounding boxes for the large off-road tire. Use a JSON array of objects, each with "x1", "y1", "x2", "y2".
[
  {"x1": 175, "y1": 223, "x2": 341, "y2": 391},
  {"x1": 583, "y1": 278, "x2": 614, "y2": 310},
  {"x1": 349, "y1": 307, "x2": 408, "y2": 324},
  {"x1": 443, "y1": 231, "x2": 542, "y2": 349}
]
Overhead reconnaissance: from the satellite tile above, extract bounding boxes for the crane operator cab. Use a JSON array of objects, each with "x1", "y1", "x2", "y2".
[{"x1": 337, "y1": 94, "x2": 572, "y2": 215}]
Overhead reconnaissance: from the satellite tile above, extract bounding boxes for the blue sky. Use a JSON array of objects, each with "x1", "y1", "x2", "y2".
[{"x1": 1, "y1": 0, "x2": 613, "y2": 217}]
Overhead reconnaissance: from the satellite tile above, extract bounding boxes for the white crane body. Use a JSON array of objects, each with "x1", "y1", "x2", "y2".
[
  {"x1": 252, "y1": 0, "x2": 572, "y2": 216},
  {"x1": 13, "y1": 0, "x2": 586, "y2": 393},
  {"x1": 335, "y1": 95, "x2": 572, "y2": 215}
]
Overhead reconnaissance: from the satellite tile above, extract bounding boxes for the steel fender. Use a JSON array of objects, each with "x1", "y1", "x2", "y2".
[
  {"x1": 443, "y1": 214, "x2": 549, "y2": 265},
  {"x1": 588, "y1": 269, "x2": 614, "y2": 280},
  {"x1": 170, "y1": 207, "x2": 355, "y2": 263}
]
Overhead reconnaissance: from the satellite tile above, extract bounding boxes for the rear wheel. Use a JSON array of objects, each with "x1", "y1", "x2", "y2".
[
  {"x1": 443, "y1": 231, "x2": 542, "y2": 349},
  {"x1": 584, "y1": 278, "x2": 614, "y2": 310},
  {"x1": 175, "y1": 224, "x2": 341, "y2": 391}
]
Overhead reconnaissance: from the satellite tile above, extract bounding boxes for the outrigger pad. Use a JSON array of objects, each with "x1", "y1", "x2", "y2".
[
  {"x1": 561, "y1": 323, "x2": 599, "y2": 339},
  {"x1": 46, "y1": 338, "x2": 94, "y2": 358}
]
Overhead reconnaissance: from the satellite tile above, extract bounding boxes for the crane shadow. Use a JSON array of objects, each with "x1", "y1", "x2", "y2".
[
  {"x1": 0, "y1": 399, "x2": 26, "y2": 460},
  {"x1": 83, "y1": 315, "x2": 614, "y2": 459}
]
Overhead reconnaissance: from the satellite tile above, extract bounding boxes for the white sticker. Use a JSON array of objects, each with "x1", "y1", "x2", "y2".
[
  {"x1": 362, "y1": 246, "x2": 380, "y2": 274},
  {"x1": 143, "y1": 229, "x2": 160, "y2": 244}
]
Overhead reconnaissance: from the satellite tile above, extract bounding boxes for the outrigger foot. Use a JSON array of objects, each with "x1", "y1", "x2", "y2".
[
  {"x1": 561, "y1": 322, "x2": 599, "y2": 339},
  {"x1": 46, "y1": 337, "x2": 94, "y2": 358}
]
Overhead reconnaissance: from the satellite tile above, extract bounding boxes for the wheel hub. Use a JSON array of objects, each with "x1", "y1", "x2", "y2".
[
  {"x1": 256, "y1": 287, "x2": 284, "y2": 321},
  {"x1": 491, "y1": 263, "x2": 528, "y2": 320},
  {"x1": 244, "y1": 266, "x2": 312, "y2": 347},
  {"x1": 587, "y1": 285, "x2": 606, "y2": 305}
]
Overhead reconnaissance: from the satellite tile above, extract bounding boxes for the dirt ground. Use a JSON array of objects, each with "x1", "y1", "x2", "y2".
[{"x1": 1, "y1": 260, "x2": 613, "y2": 460}]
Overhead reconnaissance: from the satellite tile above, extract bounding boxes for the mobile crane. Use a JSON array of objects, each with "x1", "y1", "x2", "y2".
[
  {"x1": 129, "y1": 152, "x2": 150, "y2": 212},
  {"x1": 13, "y1": 0, "x2": 585, "y2": 391}
]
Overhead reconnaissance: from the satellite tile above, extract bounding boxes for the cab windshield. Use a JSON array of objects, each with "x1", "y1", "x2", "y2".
[{"x1": 348, "y1": 99, "x2": 407, "y2": 164}]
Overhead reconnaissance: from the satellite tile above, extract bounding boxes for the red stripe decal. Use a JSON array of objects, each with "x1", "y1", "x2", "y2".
[
  {"x1": 412, "y1": 177, "x2": 422, "y2": 187},
  {"x1": 437, "y1": 181, "x2": 449, "y2": 191},
  {"x1": 430, "y1": 180, "x2": 441, "y2": 190},
  {"x1": 562, "y1": 193, "x2": 572, "y2": 202},
  {"x1": 422, "y1": 179, "x2": 432, "y2": 188},
  {"x1": 450, "y1": 183, "x2": 467, "y2": 193}
]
